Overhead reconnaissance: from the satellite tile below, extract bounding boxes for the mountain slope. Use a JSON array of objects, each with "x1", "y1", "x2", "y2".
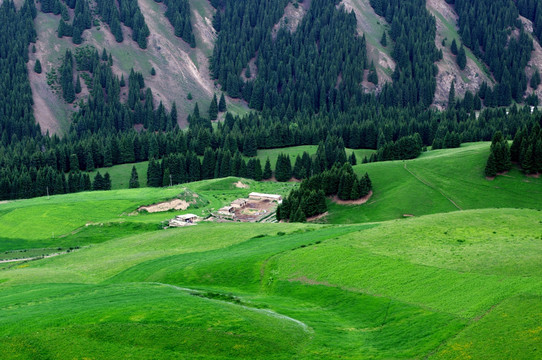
[
  {"x1": 427, "y1": 0, "x2": 494, "y2": 109},
  {"x1": 27, "y1": 0, "x2": 248, "y2": 134}
]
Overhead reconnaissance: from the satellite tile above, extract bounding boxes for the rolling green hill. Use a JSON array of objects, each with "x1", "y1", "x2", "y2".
[
  {"x1": 0, "y1": 144, "x2": 541, "y2": 358},
  {"x1": 328, "y1": 142, "x2": 542, "y2": 223},
  {"x1": 0, "y1": 209, "x2": 540, "y2": 359}
]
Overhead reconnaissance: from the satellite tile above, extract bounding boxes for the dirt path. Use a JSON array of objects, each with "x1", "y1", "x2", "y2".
[
  {"x1": 330, "y1": 191, "x2": 373, "y2": 205},
  {"x1": 403, "y1": 162, "x2": 463, "y2": 210},
  {"x1": 0, "y1": 252, "x2": 63, "y2": 264}
]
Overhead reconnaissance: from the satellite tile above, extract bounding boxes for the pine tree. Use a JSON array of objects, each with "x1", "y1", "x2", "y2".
[
  {"x1": 75, "y1": 75, "x2": 82, "y2": 94},
  {"x1": 93, "y1": 171, "x2": 104, "y2": 190},
  {"x1": 263, "y1": 157, "x2": 272, "y2": 179},
  {"x1": 129, "y1": 166, "x2": 140, "y2": 188},
  {"x1": 69, "y1": 154, "x2": 80, "y2": 172},
  {"x1": 209, "y1": 94, "x2": 218, "y2": 120},
  {"x1": 457, "y1": 45, "x2": 467, "y2": 70},
  {"x1": 485, "y1": 152, "x2": 497, "y2": 177},
  {"x1": 448, "y1": 81, "x2": 455, "y2": 108},
  {"x1": 34, "y1": 59, "x2": 42, "y2": 74},
  {"x1": 218, "y1": 93, "x2": 227, "y2": 112},
  {"x1": 531, "y1": 70, "x2": 541, "y2": 89},
  {"x1": 292, "y1": 206, "x2": 306, "y2": 223},
  {"x1": 151, "y1": 67, "x2": 156, "y2": 76},
  {"x1": 380, "y1": 31, "x2": 387, "y2": 47},
  {"x1": 103, "y1": 173, "x2": 112, "y2": 190},
  {"x1": 451, "y1": 39, "x2": 458, "y2": 55}
]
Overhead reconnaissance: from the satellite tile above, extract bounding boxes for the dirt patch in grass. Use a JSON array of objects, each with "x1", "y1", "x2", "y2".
[
  {"x1": 289, "y1": 276, "x2": 335, "y2": 287},
  {"x1": 330, "y1": 191, "x2": 373, "y2": 205},
  {"x1": 234, "y1": 181, "x2": 249, "y2": 189},
  {"x1": 139, "y1": 199, "x2": 191, "y2": 213}
]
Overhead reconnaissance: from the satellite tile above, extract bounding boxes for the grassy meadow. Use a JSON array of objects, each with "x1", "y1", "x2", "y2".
[{"x1": 0, "y1": 143, "x2": 541, "y2": 359}]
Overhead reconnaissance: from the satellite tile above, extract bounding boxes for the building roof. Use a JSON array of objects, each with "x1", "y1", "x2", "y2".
[
  {"x1": 176, "y1": 214, "x2": 198, "y2": 220},
  {"x1": 249, "y1": 192, "x2": 282, "y2": 200}
]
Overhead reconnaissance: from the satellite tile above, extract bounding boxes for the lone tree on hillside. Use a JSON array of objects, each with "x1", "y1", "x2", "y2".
[
  {"x1": 129, "y1": 166, "x2": 140, "y2": 188},
  {"x1": 34, "y1": 59, "x2": 42, "y2": 74},
  {"x1": 457, "y1": 45, "x2": 467, "y2": 70}
]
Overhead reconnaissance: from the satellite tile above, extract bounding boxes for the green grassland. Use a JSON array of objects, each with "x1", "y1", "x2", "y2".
[
  {"x1": 1, "y1": 144, "x2": 541, "y2": 358},
  {"x1": 327, "y1": 142, "x2": 542, "y2": 223},
  {"x1": 0, "y1": 209, "x2": 540, "y2": 359},
  {"x1": 0, "y1": 177, "x2": 295, "y2": 252}
]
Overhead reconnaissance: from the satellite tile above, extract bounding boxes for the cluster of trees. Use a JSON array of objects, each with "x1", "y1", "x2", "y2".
[
  {"x1": 0, "y1": 0, "x2": 40, "y2": 145},
  {"x1": 511, "y1": 122, "x2": 542, "y2": 175},
  {"x1": 431, "y1": 131, "x2": 461, "y2": 150},
  {"x1": 210, "y1": 0, "x2": 369, "y2": 115},
  {"x1": 517, "y1": 0, "x2": 542, "y2": 43},
  {"x1": 374, "y1": 133, "x2": 423, "y2": 161},
  {"x1": 145, "y1": 149, "x2": 270, "y2": 187},
  {"x1": 117, "y1": 0, "x2": 150, "y2": 49},
  {"x1": 486, "y1": 123, "x2": 542, "y2": 177},
  {"x1": 452, "y1": 0, "x2": 533, "y2": 106},
  {"x1": 158, "y1": 0, "x2": 195, "y2": 47},
  {"x1": 56, "y1": 0, "x2": 92, "y2": 44},
  {"x1": 450, "y1": 39, "x2": 467, "y2": 70},
  {"x1": 0, "y1": 164, "x2": 112, "y2": 201},
  {"x1": 372, "y1": 0, "x2": 441, "y2": 108},
  {"x1": 484, "y1": 131, "x2": 513, "y2": 177},
  {"x1": 66, "y1": 47, "x2": 178, "y2": 134},
  {"x1": 60, "y1": 50, "x2": 76, "y2": 103},
  {"x1": 277, "y1": 163, "x2": 373, "y2": 222}
]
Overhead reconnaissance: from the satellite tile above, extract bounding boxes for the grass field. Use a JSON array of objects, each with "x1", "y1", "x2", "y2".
[
  {"x1": 327, "y1": 142, "x2": 542, "y2": 223},
  {"x1": 0, "y1": 144, "x2": 541, "y2": 359},
  {"x1": 0, "y1": 209, "x2": 540, "y2": 358}
]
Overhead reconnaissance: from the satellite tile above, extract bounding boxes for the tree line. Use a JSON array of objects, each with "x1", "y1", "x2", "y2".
[
  {"x1": 276, "y1": 162, "x2": 373, "y2": 222},
  {"x1": 485, "y1": 120, "x2": 542, "y2": 177},
  {"x1": 157, "y1": 0, "x2": 195, "y2": 47}
]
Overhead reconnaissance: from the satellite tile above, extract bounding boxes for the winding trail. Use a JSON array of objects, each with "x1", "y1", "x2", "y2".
[
  {"x1": 403, "y1": 162, "x2": 463, "y2": 210},
  {"x1": 151, "y1": 282, "x2": 313, "y2": 333}
]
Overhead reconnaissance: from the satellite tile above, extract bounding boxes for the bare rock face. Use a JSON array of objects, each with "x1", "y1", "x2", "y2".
[
  {"x1": 427, "y1": 0, "x2": 493, "y2": 110},
  {"x1": 520, "y1": 16, "x2": 542, "y2": 102},
  {"x1": 340, "y1": 0, "x2": 396, "y2": 86},
  {"x1": 271, "y1": 0, "x2": 310, "y2": 39}
]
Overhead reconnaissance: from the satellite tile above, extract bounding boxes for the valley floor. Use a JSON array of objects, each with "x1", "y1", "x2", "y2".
[{"x1": 0, "y1": 143, "x2": 541, "y2": 359}]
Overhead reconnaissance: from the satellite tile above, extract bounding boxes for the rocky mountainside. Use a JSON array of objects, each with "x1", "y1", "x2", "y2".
[{"x1": 16, "y1": 0, "x2": 542, "y2": 134}]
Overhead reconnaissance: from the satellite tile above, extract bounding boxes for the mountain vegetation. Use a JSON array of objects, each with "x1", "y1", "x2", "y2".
[{"x1": 1, "y1": 1, "x2": 542, "y2": 357}]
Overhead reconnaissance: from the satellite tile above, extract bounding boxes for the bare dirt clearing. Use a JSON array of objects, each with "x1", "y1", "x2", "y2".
[
  {"x1": 234, "y1": 181, "x2": 249, "y2": 189},
  {"x1": 139, "y1": 199, "x2": 191, "y2": 213},
  {"x1": 331, "y1": 191, "x2": 373, "y2": 205}
]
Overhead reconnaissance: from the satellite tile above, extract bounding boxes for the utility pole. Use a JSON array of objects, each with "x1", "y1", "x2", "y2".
[{"x1": 169, "y1": 174, "x2": 173, "y2": 187}]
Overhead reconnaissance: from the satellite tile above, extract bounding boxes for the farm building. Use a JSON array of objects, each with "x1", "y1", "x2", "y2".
[
  {"x1": 248, "y1": 193, "x2": 282, "y2": 202},
  {"x1": 231, "y1": 199, "x2": 248, "y2": 208},
  {"x1": 218, "y1": 206, "x2": 235, "y2": 215},
  {"x1": 169, "y1": 214, "x2": 199, "y2": 227}
]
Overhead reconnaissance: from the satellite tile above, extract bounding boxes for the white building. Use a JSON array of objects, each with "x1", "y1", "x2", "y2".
[{"x1": 248, "y1": 192, "x2": 283, "y2": 203}]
